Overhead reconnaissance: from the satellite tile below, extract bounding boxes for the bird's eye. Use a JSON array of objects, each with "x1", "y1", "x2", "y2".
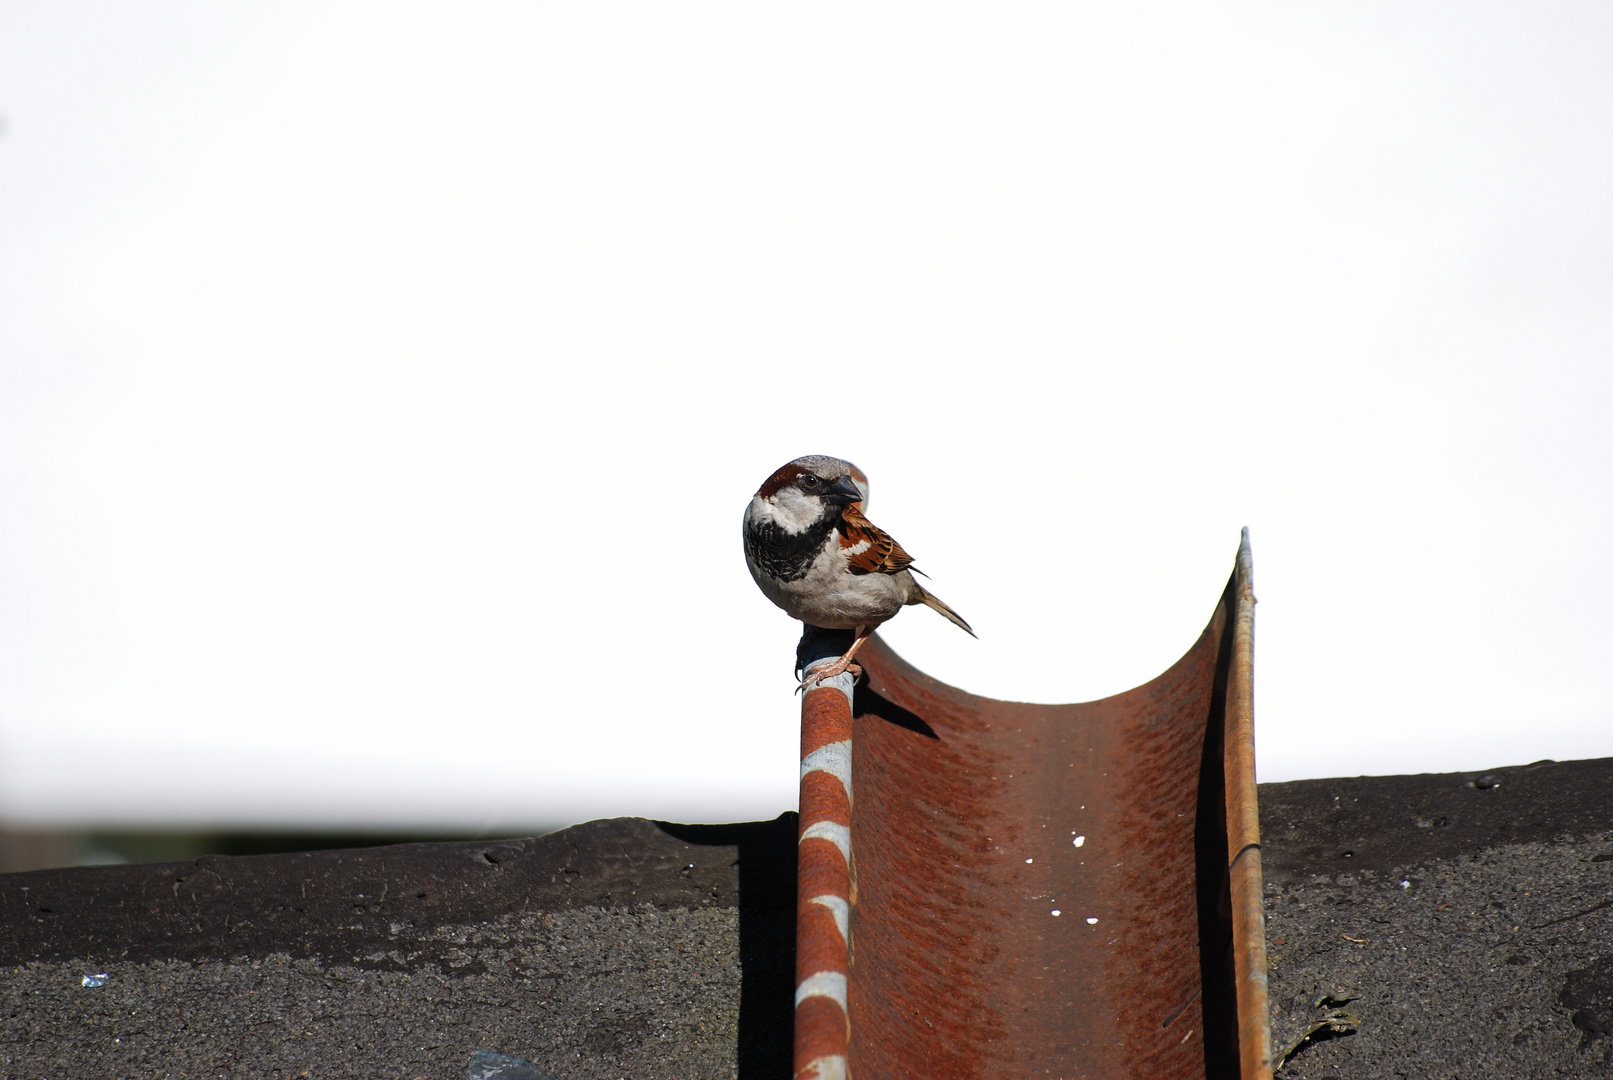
[{"x1": 802, "y1": 475, "x2": 820, "y2": 487}]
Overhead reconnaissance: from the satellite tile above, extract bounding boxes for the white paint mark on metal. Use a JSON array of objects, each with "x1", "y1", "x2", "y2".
[
  {"x1": 810, "y1": 894, "x2": 850, "y2": 943},
  {"x1": 1073, "y1": 835, "x2": 1086, "y2": 847},
  {"x1": 801, "y1": 740, "x2": 851, "y2": 791},
  {"x1": 801, "y1": 820, "x2": 851, "y2": 865},
  {"x1": 796, "y1": 971, "x2": 849, "y2": 1012},
  {"x1": 798, "y1": 1054, "x2": 848, "y2": 1080}
]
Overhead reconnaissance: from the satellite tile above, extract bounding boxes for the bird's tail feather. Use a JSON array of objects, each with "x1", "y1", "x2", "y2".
[{"x1": 914, "y1": 585, "x2": 976, "y2": 638}]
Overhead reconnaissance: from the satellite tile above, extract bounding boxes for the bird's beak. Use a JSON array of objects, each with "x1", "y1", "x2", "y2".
[{"x1": 823, "y1": 475, "x2": 864, "y2": 505}]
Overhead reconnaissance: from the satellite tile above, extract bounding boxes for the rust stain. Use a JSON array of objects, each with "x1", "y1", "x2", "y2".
[
  {"x1": 1108, "y1": 607, "x2": 1225, "y2": 1079},
  {"x1": 849, "y1": 670, "x2": 1012, "y2": 1078}
]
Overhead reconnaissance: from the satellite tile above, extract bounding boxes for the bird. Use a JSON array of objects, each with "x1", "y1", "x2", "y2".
[{"x1": 742, "y1": 454, "x2": 974, "y2": 690}]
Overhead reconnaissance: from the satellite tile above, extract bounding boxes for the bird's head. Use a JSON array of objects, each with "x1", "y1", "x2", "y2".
[{"x1": 750, "y1": 455, "x2": 869, "y2": 532}]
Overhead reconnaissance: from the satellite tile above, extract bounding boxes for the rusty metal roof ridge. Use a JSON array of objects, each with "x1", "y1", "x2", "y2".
[{"x1": 796, "y1": 531, "x2": 1270, "y2": 1079}]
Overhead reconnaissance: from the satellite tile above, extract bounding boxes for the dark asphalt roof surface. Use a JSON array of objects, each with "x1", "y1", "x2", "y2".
[
  {"x1": 1, "y1": 817, "x2": 797, "y2": 1079},
  {"x1": 1259, "y1": 758, "x2": 1613, "y2": 1078},
  {"x1": 1, "y1": 758, "x2": 1609, "y2": 1079}
]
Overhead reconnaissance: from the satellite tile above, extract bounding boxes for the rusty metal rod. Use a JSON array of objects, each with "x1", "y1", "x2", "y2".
[
  {"x1": 1225, "y1": 527, "x2": 1273, "y2": 1080},
  {"x1": 796, "y1": 630, "x2": 856, "y2": 1080}
]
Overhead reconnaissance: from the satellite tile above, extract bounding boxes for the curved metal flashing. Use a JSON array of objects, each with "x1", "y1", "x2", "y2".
[{"x1": 800, "y1": 533, "x2": 1270, "y2": 1079}]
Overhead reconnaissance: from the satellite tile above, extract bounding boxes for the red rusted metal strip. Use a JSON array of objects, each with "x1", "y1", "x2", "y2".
[
  {"x1": 841, "y1": 535, "x2": 1267, "y2": 1078},
  {"x1": 1225, "y1": 529, "x2": 1273, "y2": 1079},
  {"x1": 796, "y1": 653, "x2": 855, "y2": 1080}
]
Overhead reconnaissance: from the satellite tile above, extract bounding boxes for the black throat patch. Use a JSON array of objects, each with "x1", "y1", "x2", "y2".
[{"x1": 745, "y1": 512, "x2": 838, "y2": 583}]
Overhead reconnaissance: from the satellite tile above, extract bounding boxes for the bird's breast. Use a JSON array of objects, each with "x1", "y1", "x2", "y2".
[
  {"x1": 743, "y1": 503, "x2": 838, "y2": 584},
  {"x1": 748, "y1": 541, "x2": 910, "y2": 629}
]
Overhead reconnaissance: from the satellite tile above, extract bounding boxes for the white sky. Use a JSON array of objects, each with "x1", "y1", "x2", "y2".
[{"x1": 1, "y1": 2, "x2": 1608, "y2": 830}]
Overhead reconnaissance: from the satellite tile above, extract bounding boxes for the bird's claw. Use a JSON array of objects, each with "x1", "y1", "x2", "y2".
[{"x1": 796, "y1": 661, "x2": 863, "y2": 694}]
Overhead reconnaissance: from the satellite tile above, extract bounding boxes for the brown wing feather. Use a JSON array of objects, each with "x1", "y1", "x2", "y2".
[{"x1": 838, "y1": 503, "x2": 915, "y2": 575}]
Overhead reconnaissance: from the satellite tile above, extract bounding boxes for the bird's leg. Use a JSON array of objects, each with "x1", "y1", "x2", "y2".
[{"x1": 798, "y1": 628, "x2": 872, "y2": 693}]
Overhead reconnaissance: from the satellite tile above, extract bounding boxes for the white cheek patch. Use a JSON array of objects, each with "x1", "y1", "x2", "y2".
[{"x1": 761, "y1": 487, "x2": 824, "y2": 534}]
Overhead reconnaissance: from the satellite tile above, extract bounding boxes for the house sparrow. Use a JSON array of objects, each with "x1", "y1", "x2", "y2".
[{"x1": 743, "y1": 455, "x2": 974, "y2": 690}]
